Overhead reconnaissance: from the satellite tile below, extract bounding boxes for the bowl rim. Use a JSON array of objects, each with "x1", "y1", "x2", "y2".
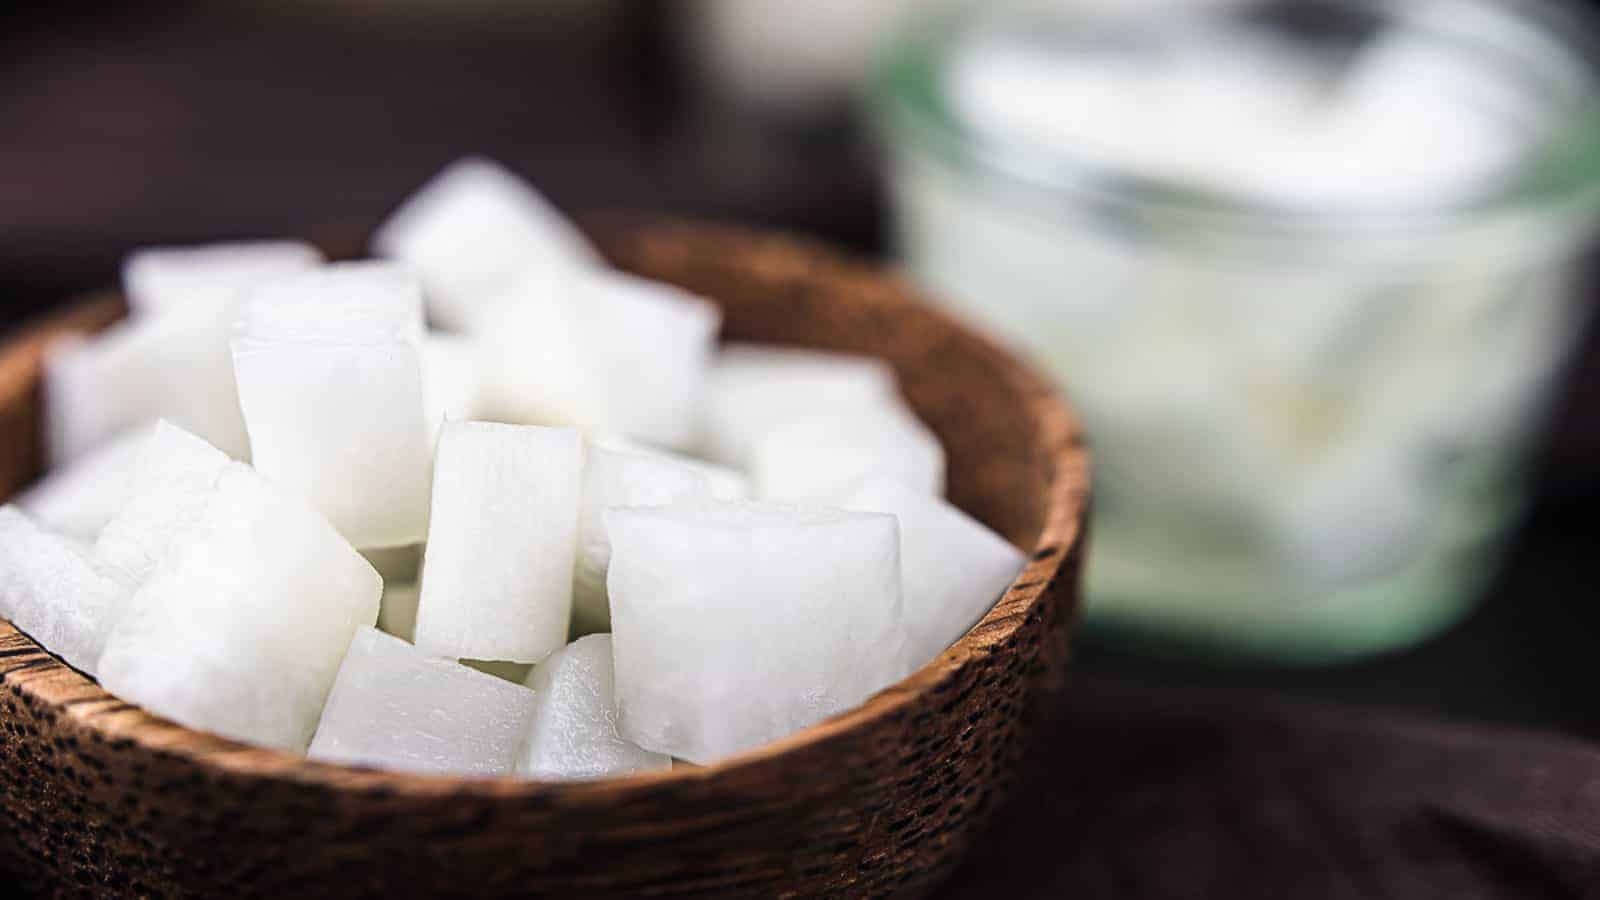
[{"x1": 0, "y1": 220, "x2": 1091, "y2": 799}]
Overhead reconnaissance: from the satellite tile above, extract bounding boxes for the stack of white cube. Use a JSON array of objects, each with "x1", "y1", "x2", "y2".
[{"x1": 0, "y1": 156, "x2": 1026, "y2": 777}]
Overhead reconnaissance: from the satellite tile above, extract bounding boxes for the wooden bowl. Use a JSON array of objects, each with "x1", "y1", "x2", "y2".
[{"x1": 0, "y1": 220, "x2": 1090, "y2": 898}]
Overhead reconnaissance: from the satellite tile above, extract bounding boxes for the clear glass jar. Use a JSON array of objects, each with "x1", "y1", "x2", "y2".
[{"x1": 872, "y1": 0, "x2": 1600, "y2": 662}]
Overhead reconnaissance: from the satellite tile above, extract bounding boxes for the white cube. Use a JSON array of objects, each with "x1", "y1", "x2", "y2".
[
  {"x1": 572, "y1": 272, "x2": 721, "y2": 448},
  {"x1": 414, "y1": 422, "x2": 582, "y2": 663},
  {"x1": 97, "y1": 465, "x2": 380, "y2": 751},
  {"x1": 833, "y1": 474, "x2": 1025, "y2": 668},
  {"x1": 0, "y1": 506, "x2": 130, "y2": 675},
  {"x1": 752, "y1": 407, "x2": 945, "y2": 502},
  {"x1": 473, "y1": 267, "x2": 590, "y2": 426},
  {"x1": 232, "y1": 264, "x2": 432, "y2": 548},
  {"x1": 572, "y1": 442, "x2": 717, "y2": 636},
  {"x1": 46, "y1": 310, "x2": 249, "y2": 464},
  {"x1": 123, "y1": 240, "x2": 323, "y2": 318},
  {"x1": 308, "y1": 627, "x2": 537, "y2": 776},
  {"x1": 517, "y1": 634, "x2": 670, "y2": 780},
  {"x1": 605, "y1": 501, "x2": 911, "y2": 763},
  {"x1": 371, "y1": 157, "x2": 599, "y2": 331},
  {"x1": 593, "y1": 435, "x2": 751, "y2": 501},
  {"x1": 18, "y1": 422, "x2": 153, "y2": 540},
  {"x1": 478, "y1": 270, "x2": 721, "y2": 449},
  {"x1": 700, "y1": 344, "x2": 902, "y2": 466},
  {"x1": 94, "y1": 421, "x2": 235, "y2": 587}
]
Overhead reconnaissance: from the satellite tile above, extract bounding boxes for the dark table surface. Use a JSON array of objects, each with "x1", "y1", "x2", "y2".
[{"x1": 4, "y1": 3, "x2": 1600, "y2": 896}]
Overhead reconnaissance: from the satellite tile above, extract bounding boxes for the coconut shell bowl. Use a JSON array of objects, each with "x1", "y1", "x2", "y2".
[{"x1": 0, "y1": 219, "x2": 1090, "y2": 898}]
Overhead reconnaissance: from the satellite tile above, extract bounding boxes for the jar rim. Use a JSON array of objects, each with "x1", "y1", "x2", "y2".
[{"x1": 869, "y1": 0, "x2": 1600, "y2": 242}]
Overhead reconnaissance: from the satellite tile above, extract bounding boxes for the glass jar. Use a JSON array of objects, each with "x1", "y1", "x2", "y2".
[{"x1": 872, "y1": 0, "x2": 1600, "y2": 662}]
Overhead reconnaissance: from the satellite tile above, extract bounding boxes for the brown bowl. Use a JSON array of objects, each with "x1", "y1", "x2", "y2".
[{"x1": 0, "y1": 220, "x2": 1089, "y2": 898}]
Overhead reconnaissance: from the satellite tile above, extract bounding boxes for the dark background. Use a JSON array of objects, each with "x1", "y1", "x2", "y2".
[{"x1": 3, "y1": 4, "x2": 1600, "y2": 894}]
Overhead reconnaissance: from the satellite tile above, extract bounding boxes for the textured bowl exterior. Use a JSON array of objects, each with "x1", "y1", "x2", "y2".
[{"x1": 0, "y1": 220, "x2": 1090, "y2": 898}]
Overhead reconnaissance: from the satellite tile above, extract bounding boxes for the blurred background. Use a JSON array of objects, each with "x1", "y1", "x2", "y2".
[{"x1": 4, "y1": 0, "x2": 1600, "y2": 731}]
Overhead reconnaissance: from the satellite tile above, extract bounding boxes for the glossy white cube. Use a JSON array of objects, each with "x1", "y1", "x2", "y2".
[
  {"x1": 605, "y1": 501, "x2": 911, "y2": 764},
  {"x1": 700, "y1": 344, "x2": 901, "y2": 466},
  {"x1": 97, "y1": 466, "x2": 380, "y2": 751},
  {"x1": 309, "y1": 627, "x2": 537, "y2": 776},
  {"x1": 479, "y1": 270, "x2": 720, "y2": 448},
  {"x1": 752, "y1": 407, "x2": 945, "y2": 502},
  {"x1": 572, "y1": 442, "x2": 715, "y2": 636},
  {"x1": 45, "y1": 311, "x2": 249, "y2": 464},
  {"x1": 94, "y1": 421, "x2": 234, "y2": 587},
  {"x1": 592, "y1": 435, "x2": 751, "y2": 502},
  {"x1": 517, "y1": 634, "x2": 670, "y2": 780},
  {"x1": 232, "y1": 264, "x2": 432, "y2": 548},
  {"x1": 0, "y1": 506, "x2": 130, "y2": 675},
  {"x1": 414, "y1": 422, "x2": 582, "y2": 662},
  {"x1": 833, "y1": 474, "x2": 1025, "y2": 668},
  {"x1": 371, "y1": 157, "x2": 599, "y2": 331}
]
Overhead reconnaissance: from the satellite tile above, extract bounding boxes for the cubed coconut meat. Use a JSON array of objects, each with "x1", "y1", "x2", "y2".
[
  {"x1": 413, "y1": 422, "x2": 582, "y2": 663},
  {"x1": 97, "y1": 465, "x2": 380, "y2": 751},
  {"x1": 371, "y1": 156, "x2": 599, "y2": 331},
  {"x1": 572, "y1": 442, "x2": 717, "y2": 636},
  {"x1": 517, "y1": 634, "x2": 670, "y2": 780},
  {"x1": 0, "y1": 505, "x2": 131, "y2": 675},
  {"x1": 477, "y1": 269, "x2": 721, "y2": 449},
  {"x1": 17, "y1": 422, "x2": 153, "y2": 540},
  {"x1": 699, "y1": 343, "x2": 902, "y2": 467},
  {"x1": 605, "y1": 501, "x2": 911, "y2": 764},
  {"x1": 751, "y1": 406, "x2": 945, "y2": 502},
  {"x1": 231, "y1": 262, "x2": 432, "y2": 548},
  {"x1": 831, "y1": 473, "x2": 1025, "y2": 667},
  {"x1": 308, "y1": 626, "x2": 537, "y2": 776}
]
